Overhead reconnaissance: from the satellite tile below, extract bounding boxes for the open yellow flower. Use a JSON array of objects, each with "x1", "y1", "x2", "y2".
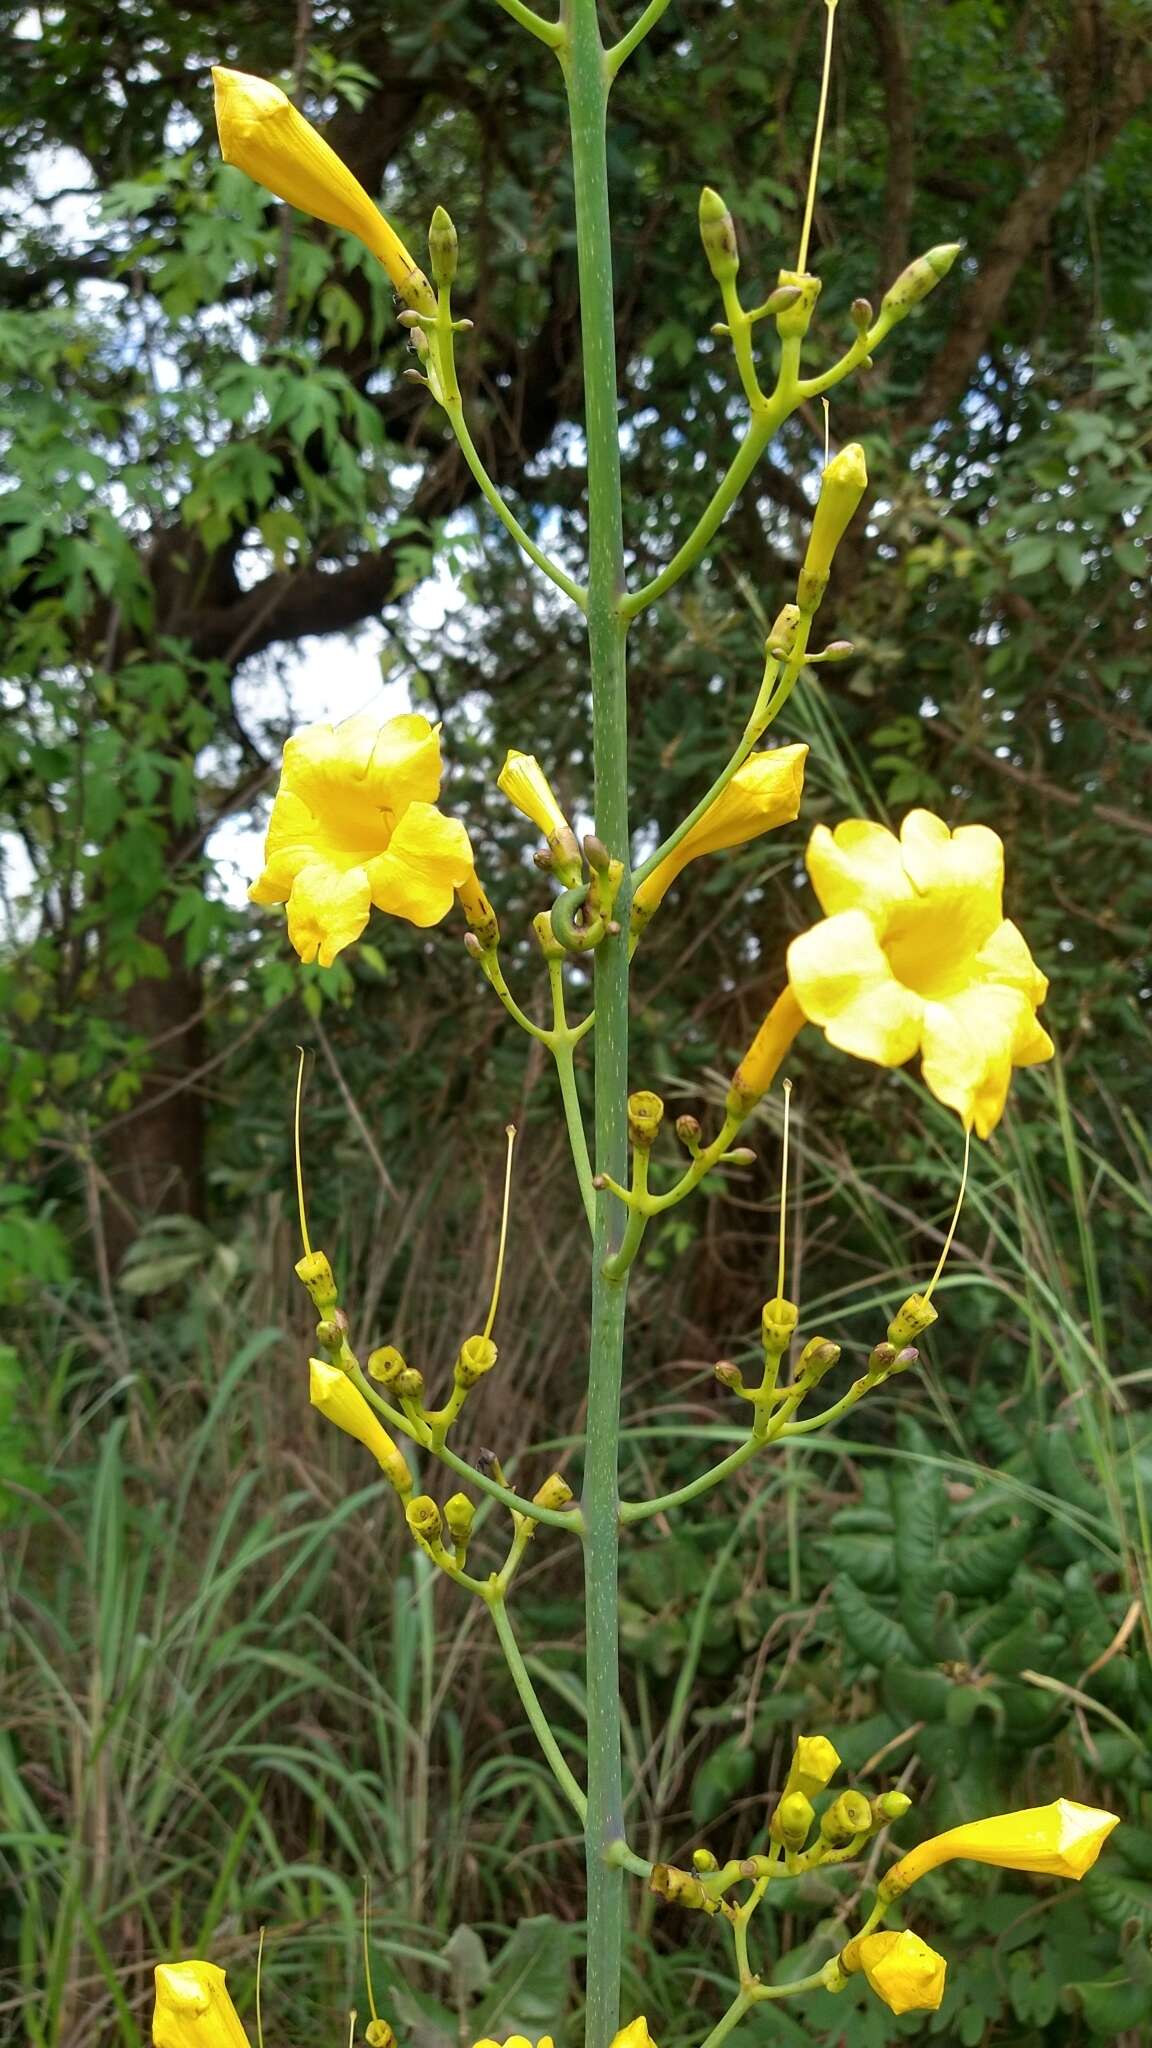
[
  {"x1": 633, "y1": 744, "x2": 808, "y2": 929},
  {"x1": 855, "y1": 1931, "x2": 947, "y2": 2015},
  {"x1": 153, "y1": 1962, "x2": 251, "y2": 2048},
  {"x1": 212, "y1": 68, "x2": 435, "y2": 315},
  {"x1": 473, "y1": 2028, "x2": 654, "y2": 2048},
  {"x1": 785, "y1": 809, "x2": 1053, "y2": 1136},
  {"x1": 249, "y1": 712, "x2": 474, "y2": 967},
  {"x1": 309, "y1": 1358, "x2": 412, "y2": 1495},
  {"x1": 882, "y1": 1798, "x2": 1119, "y2": 1898}
]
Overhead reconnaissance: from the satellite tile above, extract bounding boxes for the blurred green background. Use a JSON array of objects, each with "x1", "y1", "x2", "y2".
[{"x1": 1, "y1": 0, "x2": 1150, "y2": 2043}]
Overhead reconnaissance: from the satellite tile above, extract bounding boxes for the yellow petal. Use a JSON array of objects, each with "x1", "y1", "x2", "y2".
[
  {"x1": 153, "y1": 1961, "x2": 252, "y2": 2048},
  {"x1": 282, "y1": 712, "x2": 442, "y2": 821},
  {"x1": 497, "y1": 749, "x2": 571, "y2": 840},
  {"x1": 310, "y1": 1358, "x2": 412, "y2": 1492},
  {"x1": 611, "y1": 2022, "x2": 656, "y2": 2048},
  {"x1": 886, "y1": 1798, "x2": 1119, "y2": 1893},
  {"x1": 920, "y1": 984, "x2": 1052, "y2": 1138},
  {"x1": 285, "y1": 861, "x2": 371, "y2": 967},
  {"x1": 211, "y1": 69, "x2": 435, "y2": 313},
  {"x1": 787, "y1": 910, "x2": 923, "y2": 1067},
  {"x1": 366, "y1": 803, "x2": 474, "y2": 926},
  {"x1": 805, "y1": 818, "x2": 912, "y2": 920},
  {"x1": 635, "y1": 745, "x2": 807, "y2": 918},
  {"x1": 858, "y1": 1931, "x2": 946, "y2": 2016},
  {"x1": 973, "y1": 918, "x2": 1050, "y2": 1006}
]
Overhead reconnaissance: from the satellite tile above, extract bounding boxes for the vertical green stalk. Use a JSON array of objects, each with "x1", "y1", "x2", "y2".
[{"x1": 561, "y1": 2, "x2": 630, "y2": 2042}]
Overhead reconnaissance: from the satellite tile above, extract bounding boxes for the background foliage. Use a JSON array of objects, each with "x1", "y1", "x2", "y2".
[{"x1": 1, "y1": 0, "x2": 1150, "y2": 2042}]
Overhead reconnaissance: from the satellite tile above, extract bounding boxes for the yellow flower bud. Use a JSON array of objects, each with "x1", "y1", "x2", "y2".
[
  {"x1": 855, "y1": 1930, "x2": 947, "y2": 2015},
  {"x1": 366, "y1": 2024, "x2": 396, "y2": 2048},
  {"x1": 405, "y1": 1494, "x2": 443, "y2": 1546},
  {"x1": 497, "y1": 749, "x2": 570, "y2": 840},
  {"x1": 692, "y1": 1847, "x2": 719, "y2": 1872},
  {"x1": 627, "y1": 1090, "x2": 664, "y2": 1149},
  {"x1": 798, "y1": 442, "x2": 868, "y2": 613},
  {"x1": 771, "y1": 1791, "x2": 815, "y2": 1850},
  {"x1": 211, "y1": 69, "x2": 435, "y2": 316},
  {"x1": 727, "y1": 986, "x2": 808, "y2": 1117},
  {"x1": 455, "y1": 1334, "x2": 498, "y2": 1389},
  {"x1": 773, "y1": 267, "x2": 822, "y2": 338},
  {"x1": 880, "y1": 242, "x2": 963, "y2": 322},
  {"x1": 761, "y1": 1296, "x2": 799, "y2": 1354},
  {"x1": 785, "y1": 1733, "x2": 841, "y2": 1800},
  {"x1": 428, "y1": 203, "x2": 458, "y2": 289},
  {"x1": 610, "y1": 2024, "x2": 656, "y2": 2048},
  {"x1": 882, "y1": 1798, "x2": 1119, "y2": 1898},
  {"x1": 533, "y1": 1473, "x2": 575, "y2": 1512},
  {"x1": 444, "y1": 1492, "x2": 476, "y2": 1553},
  {"x1": 819, "y1": 1790, "x2": 872, "y2": 1846},
  {"x1": 633, "y1": 746, "x2": 807, "y2": 929},
  {"x1": 457, "y1": 869, "x2": 500, "y2": 950},
  {"x1": 887, "y1": 1293, "x2": 939, "y2": 1346},
  {"x1": 294, "y1": 1249, "x2": 338, "y2": 1313},
  {"x1": 308, "y1": 1359, "x2": 412, "y2": 1494},
  {"x1": 153, "y1": 1961, "x2": 252, "y2": 2048}
]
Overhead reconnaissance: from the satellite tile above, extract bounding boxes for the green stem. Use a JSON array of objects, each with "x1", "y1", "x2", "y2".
[
  {"x1": 697, "y1": 1990, "x2": 753, "y2": 2048},
  {"x1": 487, "y1": 1591, "x2": 588, "y2": 1819},
  {"x1": 444, "y1": 400, "x2": 587, "y2": 609},
  {"x1": 604, "y1": 0, "x2": 674, "y2": 76},
  {"x1": 549, "y1": 959, "x2": 596, "y2": 1232},
  {"x1": 490, "y1": 0, "x2": 566, "y2": 50},
  {"x1": 621, "y1": 1388, "x2": 806, "y2": 1524},
  {"x1": 561, "y1": 1, "x2": 630, "y2": 2039}
]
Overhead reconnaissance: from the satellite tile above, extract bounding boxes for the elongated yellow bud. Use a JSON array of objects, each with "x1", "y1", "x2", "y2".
[
  {"x1": 881, "y1": 1798, "x2": 1119, "y2": 1900},
  {"x1": 533, "y1": 1473, "x2": 575, "y2": 1512},
  {"x1": 880, "y1": 242, "x2": 963, "y2": 323},
  {"x1": 309, "y1": 1358, "x2": 412, "y2": 1494},
  {"x1": 212, "y1": 68, "x2": 436, "y2": 315},
  {"x1": 457, "y1": 869, "x2": 499, "y2": 950},
  {"x1": 633, "y1": 745, "x2": 808, "y2": 929},
  {"x1": 771, "y1": 1791, "x2": 814, "y2": 1850},
  {"x1": 727, "y1": 986, "x2": 807, "y2": 1117},
  {"x1": 785, "y1": 1733, "x2": 840, "y2": 1800},
  {"x1": 698, "y1": 186, "x2": 739, "y2": 285},
  {"x1": 888, "y1": 1292, "x2": 939, "y2": 1345},
  {"x1": 153, "y1": 1962, "x2": 252, "y2": 2048},
  {"x1": 798, "y1": 442, "x2": 868, "y2": 612}
]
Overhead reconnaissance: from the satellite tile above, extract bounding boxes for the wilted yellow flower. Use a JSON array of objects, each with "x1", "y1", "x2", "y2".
[
  {"x1": 883, "y1": 1797, "x2": 1119, "y2": 1897},
  {"x1": 309, "y1": 1359, "x2": 412, "y2": 1493},
  {"x1": 153, "y1": 1962, "x2": 251, "y2": 2048},
  {"x1": 633, "y1": 744, "x2": 808, "y2": 929},
  {"x1": 786, "y1": 810, "x2": 1053, "y2": 1136},
  {"x1": 212, "y1": 68, "x2": 435, "y2": 314},
  {"x1": 249, "y1": 712, "x2": 474, "y2": 967},
  {"x1": 856, "y1": 1930, "x2": 946, "y2": 2015}
]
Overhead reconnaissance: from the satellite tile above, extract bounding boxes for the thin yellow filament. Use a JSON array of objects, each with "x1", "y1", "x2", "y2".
[
  {"x1": 362, "y1": 1877, "x2": 380, "y2": 2025},
  {"x1": 797, "y1": 0, "x2": 840, "y2": 275},
  {"x1": 822, "y1": 396, "x2": 831, "y2": 469},
  {"x1": 483, "y1": 1123, "x2": 518, "y2": 1342},
  {"x1": 255, "y1": 1926, "x2": 266, "y2": 2048},
  {"x1": 923, "y1": 1123, "x2": 972, "y2": 1306},
  {"x1": 777, "y1": 1078, "x2": 793, "y2": 1302},
  {"x1": 294, "y1": 1046, "x2": 312, "y2": 1257}
]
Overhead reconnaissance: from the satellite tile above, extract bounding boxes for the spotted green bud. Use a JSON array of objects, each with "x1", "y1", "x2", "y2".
[
  {"x1": 887, "y1": 1293, "x2": 939, "y2": 1346},
  {"x1": 850, "y1": 296, "x2": 873, "y2": 332},
  {"x1": 428, "y1": 204, "x2": 458, "y2": 289},
  {"x1": 820, "y1": 1790, "x2": 873, "y2": 1846},
  {"x1": 867, "y1": 1341, "x2": 897, "y2": 1376},
  {"x1": 880, "y1": 242, "x2": 963, "y2": 322},
  {"x1": 714, "y1": 1360, "x2": 745, "y2": 1393},
  {"x1": 767, "y1": 601, "x2": 802, "y2": 657},
  {"x1": 773, "y1": 267, "x2": 822, "y2": 338},
  {"x1": 455, "y1": 1334, "x2": 498, "y2": 1389},
  {"x1": 874, "y1": 1790, "x2": 913, "y2": 1824},
  {"x1": 675, "y1": 1114, "x2": 702, "y2": 1152},
  {"x1": 628, "y1": 1090, "x2": 665, "y2": 1150},
  {"x1": 796, "y1": 1335, "x2": 840, "y2": 1383},
  {"x1": 295, "y1": 1249, "x2": 338, "y2": 1313},
  {"x1": 771, "y1": 1790, "x2": 815, "y2": 1851},
  {"x1": 698, "y1": 187, "x2": 739, "y2": 285},
  {"x1": 534, "y1": 1472, "x2": 575, "y2": 1512}
]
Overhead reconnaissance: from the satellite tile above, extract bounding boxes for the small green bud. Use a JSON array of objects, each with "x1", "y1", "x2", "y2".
[
  {"x1": 714, "y1": 1360, "x2": 745, "y2": 1393},
  {"x1": 873, "y1": 1790, "x2": 913, "y2": 1823},
  {"x1": 394, "y1": 1365, "x2": 425, "y2": 1399},
  {"x1": 428, "y1": 204, "x2": 458, "y2": 289},
  {"x1": 583, "y1": 833, "x2": 611, "y2": 873},
  {"x1": 721, "y1": 1146, "x2": 757, "y2": 1166},
  {"x1": 675, "y1": 1114, "x2": 702, "y2": 1152},
  {"x1": 880, "y1": 242, "x2": 963, "y2": 322},
  {"x1": 799, "y1": 442, "x2": 868, "y2": 613},
  {"x1": 762, "y1": 1296, "x2": 799, "y2": 1354},
  {"x1": 295, "y1": 1249, "x2": 338, "y2": 1313},
  {"x1": 405, "y1": 1494, "x2": 442, "y2": 1544},
  {"x1": 817, "y1": 639, "x2": 855, "y2": 661},
  {"x1": 628, "y1": 1090, "x2": 665, "y2": 1149},
  {"x1": 692, "y1": 1846, "x2": 719, "y2": 1872},
  {"x1": 820, "y1": 1790, "x2": 873, "y2": 1846},
  {"x1": 698, "y1": 186, "x2": 739, "y2": 285},
  {"x1": 892, "y1": 1345, "x2": 920, "y2": 1373},
  {"x1": 444, "y1": 1492, "x2": 476, "y2": 1551},
  {"x1": 887, "y1": 1293, "x2": 939, "y2": 1346},
  {"x1": 796, "y1": 1335, "x2": 840, "y2": 1383},
  {"x1": 867, "y1": 1341, "x2": 898, "y2": 1377},
  {"x1": 771, "y1": 1790, "x2": 815, "y2": 1850},
  {"x1": 850, "y1": 296, "x2": 873, "y2": 331},
  {"x1": 455, "y1": 1334, "x2": 498, "y2": 1389}
]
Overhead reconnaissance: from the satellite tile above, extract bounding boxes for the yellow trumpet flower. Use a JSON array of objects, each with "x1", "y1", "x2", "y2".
[
  {"x1": 882, "y1": 1798, "x2": 1119, "y2": 1898},
  {"x1": 153, "y1": 1962, "x2": 251, "y2": 2048},
  {"x1": 249, "y1": 711, "x2": 474, "y2": 967},
  {"x1": 855, "y1": 1931, "x2": 947, "y2": 2015},
  {"x1": 212, "y1": 68, "x2": 436, "y2": 315},
  {"x1": 473, "y1": 2028, "x2": 655, "y2": 2048},
  {"x1": 785, "y1": 809, "x2": 1053, "y2": 1136},
  {"x1": 309, "y1": 1358, "x2": 413, "y2": 1494},
  {"x1": 633, "y1": 744, "x2": 808, "y2": 929},
  {"x1": 497, "y1": 749, "x2": 571, "y2": 841}
]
